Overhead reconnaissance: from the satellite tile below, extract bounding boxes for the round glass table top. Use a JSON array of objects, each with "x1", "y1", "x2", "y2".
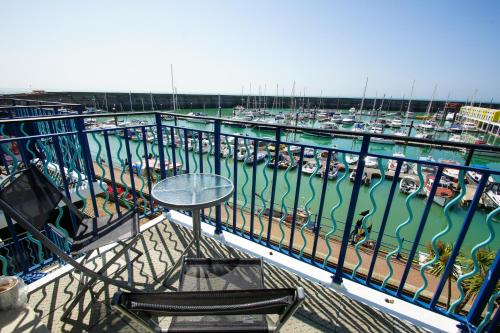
[{"x1": 152, "y1": 173, "x2": 234, "y2": 210}]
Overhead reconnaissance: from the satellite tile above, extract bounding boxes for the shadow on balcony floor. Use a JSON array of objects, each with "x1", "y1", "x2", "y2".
[{"x1": 26, "y1": 218, "x2": 430, "y2": 333}]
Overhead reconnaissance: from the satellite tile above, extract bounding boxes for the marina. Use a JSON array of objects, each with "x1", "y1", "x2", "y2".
[{"x1": 77, "y1": 107, "x2": 500, "y2": 257}]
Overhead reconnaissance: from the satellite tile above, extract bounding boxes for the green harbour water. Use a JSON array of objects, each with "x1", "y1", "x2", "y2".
[{"x1": 88, "y1": 108, "x2": 500, "y2": 256}]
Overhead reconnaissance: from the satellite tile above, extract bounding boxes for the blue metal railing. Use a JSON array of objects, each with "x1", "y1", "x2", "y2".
[{"x1": 0, "y1": 104, "x2": 499, "y2": 332}]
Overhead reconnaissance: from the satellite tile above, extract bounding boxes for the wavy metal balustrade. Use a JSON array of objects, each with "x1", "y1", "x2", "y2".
[{"x1": 0, "y1": 104, "x2": 499, "y2": 332}]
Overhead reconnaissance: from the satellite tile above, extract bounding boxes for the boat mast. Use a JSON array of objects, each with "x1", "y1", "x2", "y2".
[
  {"x1": 405, "y1": 80, "x2": 415, "y2": 127},
  {"x1": 359, "y1": 77, "x2": 368, "y2": 121},
  {"x1": 150, "y1": 92, "x2": 155, "y2": 111},
  {"x1": 470, "y1": 88, "x2": 478, "y2": 106},
  {"x1": 170, "y1": 64, "x2": 176, "y2": 112},
  {"x1": 104, "y1": 92, "x2": 109, "y2": 112},
  {"x1": 426, "y1": 84, "x2": 437, "y2": 118},
  {"x1": 441, "y1": 91, "x2": 450, "y2": 126},
  {"x1": 378, "y1": 93, "x2": 386, "y2": 120}
]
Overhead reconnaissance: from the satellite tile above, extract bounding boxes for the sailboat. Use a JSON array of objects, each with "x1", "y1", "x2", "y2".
[
  {"x1": 418, "y1": 84, "x2": 438, "y2": 131},
  {"x1": 394, "y1": 81, "x2": 414, "y2": 137}
]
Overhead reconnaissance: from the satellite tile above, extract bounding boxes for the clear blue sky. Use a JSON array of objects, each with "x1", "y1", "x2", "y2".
[{"x1": 1, "y1": 0, "x2": 499, "y2": 101}]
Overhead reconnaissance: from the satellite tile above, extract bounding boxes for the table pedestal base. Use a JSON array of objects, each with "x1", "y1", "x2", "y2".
[{"x1": 163, "y1": 209, "x2": 202, "y2": 286}]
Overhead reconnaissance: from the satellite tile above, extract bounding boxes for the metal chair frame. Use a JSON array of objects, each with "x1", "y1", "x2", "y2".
[{"x1": 0, "y1": 166, "x2": 144, "y2": 319}]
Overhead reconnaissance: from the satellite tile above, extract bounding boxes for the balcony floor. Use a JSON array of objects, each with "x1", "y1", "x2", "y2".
[{"x1": 25, "y1": 217, "x2": 430, "y2": 333}]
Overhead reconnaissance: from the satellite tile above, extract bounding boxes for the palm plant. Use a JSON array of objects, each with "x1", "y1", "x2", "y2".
[
  {"x1": 455, "y1": 249, "x2": 499, "y2": 313},
  {"x1": 424, "y1": 241, "x2": 459, "y2": 309}
]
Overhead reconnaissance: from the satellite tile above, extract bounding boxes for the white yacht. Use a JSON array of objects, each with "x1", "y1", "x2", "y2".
[
  {"x1": 364, "y1": 156, "x2": 379, "y2": 169},
  {"x1": 342, "y1": 115, "x2": 356, "y2": 125},
  {"x1": 331, "y1": 115, "x2": 343, "y2": 123},
  {"x1": 186, "y1": 112, "x2": 210, "y2": 123},
  {"x1": 463, "y1": 122, "x2": 477, "y2": 131},
  {"x1": 390, "y1": 119, "x2": 403, "y2": 128}
]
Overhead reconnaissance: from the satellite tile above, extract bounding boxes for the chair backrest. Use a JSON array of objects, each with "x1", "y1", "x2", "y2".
[
  {"x1": 112, "y1": 288, "x2": 305, "y2": 332},
  {"x1": 0, "y1": 166, "x2": 65, "y2": 230},
  {"x1": 114, "y1": 288, "x2": 299, "y2": 316}
]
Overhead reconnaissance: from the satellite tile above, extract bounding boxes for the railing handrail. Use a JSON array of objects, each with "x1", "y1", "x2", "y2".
[{"x1": 1, "y1": 109, "x2": 499, "y2": 155}]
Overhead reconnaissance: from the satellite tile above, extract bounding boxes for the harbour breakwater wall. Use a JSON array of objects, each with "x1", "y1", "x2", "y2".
[{"x1": 3, "y1": 91, "x2": 499, "y2": 113}]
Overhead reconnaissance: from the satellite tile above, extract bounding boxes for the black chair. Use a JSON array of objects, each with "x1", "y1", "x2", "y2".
[
  {"x1": 0, "y1": 165, "x2": 143, "y2": 319},
  {"x1": 112, "y1": 257, "x2": 305, "y2": 332}
]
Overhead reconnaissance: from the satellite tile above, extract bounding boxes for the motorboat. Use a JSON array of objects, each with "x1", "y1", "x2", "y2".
[
  {"x1": 320, "y1": 163, "x2": 339, "y2": 180},
  {"x1": 236, "y1": 146, "x2": 253, "y2": 161},
  {"x1": 345, "y1": 154, "x2": 359, "y2": 165},
  {"x1": 331, "y1": 115, "x2": 343, "y2": 123},
  {"x1": 352, "y1": 122, "x2": 367, "y2": 132},
  {"x1": 462, "y1": 122, "x2": 477, "y2": 131},
  {"x1": 387, "y1": 153, "x2": 410, "y2": 173},
  {"x1": 364, "y1": 156, "x2": 379, "y2": 169},
  {"x1": 390, "y1": 119, "x2": 403, "y2": 128},
  {"x1": 161, "y1": 114, "x2": 175, "y2": 121},
  {"x1": 371, "y1": 137, "x2": 395, "y2": 145},
  {"x1": 244, "y1": 152, "x2": 267, "y2": 165},
  {"x1": 393, "y1": 130, "x2": 407, "y2": 137},
  {"x1": 419, "y1": 121, "x2": 435, "y2": 131},
  {"x1": 449, "y1": 134, "x2": 463, "y2": 143},
  {"x1": 304, "y1": 148, "x2": 316, "y2": 158},
  {"x1": 415, "y1": 132, "x2": 433, "y2": 139},
  {"x1": 448, "y1": 123, "x2": 462, "y2": 132},
  {"x1": 185, "y1": 112, "x2": 210, "y2": 123},
  {"x1": 342, "y1": 115, "x2": 356, "y2": 125},
  {"x1": 415, "y1": 155, "x2": 437, "y2": 174},
  {"x1": 316, "y1": 112, "x2": 331, "y2": 122},
  {"x1": 466, "y1": 169, "x2": 495, "y2": 185},
  {"x1": 483, "y1": 182, "x2": 500, "y2": 209},
  {"x1": 320, "y1": 122, "x2": 339, "y2": 130},
  {"x1": 302, "y1": 161, "x2": 321, "y2": 175},
  {"x1": 424, "y1": 175, "x2": 456, "y2": 207},
  {"x1": 399, "y1": 176, "x2": 419, "y2": 194},
  {"x1": 440, "y1": 159, "x2": 461, "y2": 181},
  {"x1": 350, "y1": 171, "x2": 369, "y2": 185},
  {"x1": 370, "y1": 125, "x2": 383, "y2": 134},
  {"x1": 275, "y1": 112, "x2": 285, "y2": 121}
]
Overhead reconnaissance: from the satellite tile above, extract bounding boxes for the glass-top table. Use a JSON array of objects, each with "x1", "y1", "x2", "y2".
[
  {"x1": 152, "y1": 174, "x2": 233, "y2": 280},
  {"x1": 152, "y1": 173, "x2": 233, "y2": 210}
]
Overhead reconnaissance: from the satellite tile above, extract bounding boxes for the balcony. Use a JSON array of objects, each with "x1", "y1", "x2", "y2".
[
  {"x1": 5, "y1": 216, "x2": 438, "y2": 332},
  {"x1": 0, "y1": 103, "x2": 499, "y2": 332}
]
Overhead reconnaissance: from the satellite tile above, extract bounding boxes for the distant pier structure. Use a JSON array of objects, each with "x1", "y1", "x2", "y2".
[
  {"x1": 458, "y1": 106, "x2": 500, "y2": 138},
  {"x1": 3, "y1": 91, "x2": 499, "y2": 114}
]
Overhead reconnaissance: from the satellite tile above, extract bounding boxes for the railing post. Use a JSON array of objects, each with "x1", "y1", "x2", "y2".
[
  {"x1": 249, "y1": 139, "x2": 258, "y2": 240},
  {"x1": 141, "y1": 126, "x2": 155, "y2": 214},
  {"x1": 311, "y1": 149, "x2": 332, "y2": 261},
  {"x1": 333, "y1": 134, "x2": 370, "y2": 284},
  {"x1": 467, "y1": 249, "x2": 500, "y2": 326},
  {"x1": 266, "y1": 127, "x2": 281, "y2": 247},
  {"x1": 52, "y1": 134, "x2": 79, "y2": 233},
  {"x1": 232, "y1": 137, "x2": 239, "y2": 233},
  {"x1": 430, "y1": 172, "x2": 490, "y2": 309},
  {"x1": 170, "y1": 127, "x2": 177, "y2": 176},
  {"x1": 214, "y1": 119, "x2": 223, "y2": 235},
  {"x1": 155, "y1": 113, "x2": 167, "y2": 179},
  {"x1": 464, "y1": 148, "x2": 474, "y2": 166},
  {"x1": 288, "y1": 147, "x2": 305, "y2": 255},
  {"x1": 103, "y1": 131, "x2": 121, "y2": 216},
  {"x1": 76, "y1": 106, "x2": 96, "y2": 181},
  {"x1": 75, "y1": 110, "x2": 99, "y2": 217}
]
